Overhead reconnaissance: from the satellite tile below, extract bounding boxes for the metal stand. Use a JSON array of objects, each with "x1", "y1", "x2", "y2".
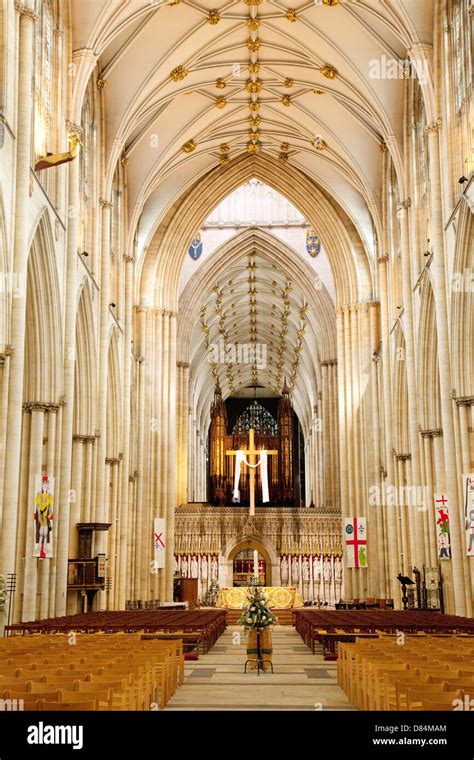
[
  {"x1": 5, "y1": 573, "x2": 17, "y2": 636},
  {"x1": 244, "y1": 628, "x2": 274, "y2": 675}
]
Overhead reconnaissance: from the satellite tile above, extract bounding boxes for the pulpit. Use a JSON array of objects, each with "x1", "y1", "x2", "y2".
[{"x1": 174, "y1": 577, "x2": 198, "y2": 604}]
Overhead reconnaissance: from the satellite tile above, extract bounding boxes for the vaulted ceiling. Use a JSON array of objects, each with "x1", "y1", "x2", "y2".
[{"x1": 72, "y1": 0, "x2": 434, "y2": 260}]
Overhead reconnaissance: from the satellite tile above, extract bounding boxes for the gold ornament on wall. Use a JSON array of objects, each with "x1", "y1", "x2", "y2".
[
  {"x1": 216, "y1": 78, "x2": 226, "y2": 89},
  {"x1": 323, "y1": 0, "x2": 339, "y2": 5},
  {"x1": 249, "y1": 115, "x2": 261, "y2": 128},
  {"x1": 182, "y1": 139, "x2": 197, "y2": 153},
  {"x1": 285, "y1": 9, "x2": 297, "y2": 22},
  {"x1": 249, "y1": 131, "x2": 261, "y2": 141},
  {"x1": 278, "y1": 151, "x2": 289, "y2": 163},
  {"x1": 170, "y1": 65, "x2": 188, "y2": 82},
  {"x1": 320, "y1": 63, "x2": 337, "y2": 79},
  {"x1": 215, "y1": 96, "x2": 227, "y2": 108},
  {"x1": 312, "y1": 136, "x2": 327, "y2": 150},
  {"x1": 246, "y1": 79, "x2": 263, "y2": 93},
  {"x1": 96, "y1": 78, "x2": 106, "y2": 90},
  {"x1": 248, "y1": 62, "x2": 260, "y2": 75},
  {"x1": 121, "y1": 155, "x2": 129, "y2": 166},
  {"x1": 247, "y1": 18, "x2": 260, "y2": 31},
  {"x1": 280, "y1": 142, "x2": 289, "y2": 151},
  {"x1": 249, "y1": 101, "x2": 260, "y2": 112},
  {"x1": 283, "y1": 77, "x2": 294, "y2": 88},
  {"x1": 247, "y1": 38, "x2": 261, "y2": 52},
  {"x1": 244, "y1": 0, "x2": 263, "y2": 5},
  {"x1": 208, "y1": 9, "x2": 220, "y2": 24},
  {"x1": 281, "y1": 94, "x2": 291, "y2": 106},
  {"x1": 220, "y1": 143, "x2": 230, "y2": 153},
  {"x1": 247, "y1": 142, "x2": 260, "y2": 154}
]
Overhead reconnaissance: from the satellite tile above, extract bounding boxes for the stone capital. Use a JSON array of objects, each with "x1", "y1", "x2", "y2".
[
  {"x1": 424, "y1": 119, "x2": 442, "y2": 135},
  {"x1": 123, "y1": 255, "x2": 135, "y2": 264},
  {"x1": 66, "y1": 120, "x2": 84, "y2": 141},
  {"x1": 99, "y1": 197, "x2": 113, "y2": 209},
  {"x1": 15, "y1": 2, "x2": 38, "y2": 21},
  {"x1": 377, "y1": 254, "x2": 389, "y2": 264}
]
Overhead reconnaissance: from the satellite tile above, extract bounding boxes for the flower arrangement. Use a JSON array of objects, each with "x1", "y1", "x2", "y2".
[{"x1": 238, "y1": 579, "x2": 277, "y2": 631}]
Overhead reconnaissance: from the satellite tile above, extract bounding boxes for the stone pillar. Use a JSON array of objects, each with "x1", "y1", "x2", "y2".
[
  {"x1": 336, "y1": 308, "x2": 352, "y2": 599},
  {"x1": 117, "y1": 254, "x2": 134, "y2": 609},
  {"x1": 1, "y1": 1, "x2": 38, "y2": 581},
  {"x1": 22, "y1": 406, "x2": 46, "y2": 621},
  {"x1": 377, "y1": 254, "x2": 401, "y2": 606},
  {"x1": 55, "y1": 123, "x2": 82, "y2": 616},
  {"x1": 397, "y1": 200, "x2": 427, "y2": 568},
  {"x1": 165, "y1": 312, "x2": 177, "y2": 600},
  {"x1": 426, "y1": 120, "x2": 469, "y2": 615}
]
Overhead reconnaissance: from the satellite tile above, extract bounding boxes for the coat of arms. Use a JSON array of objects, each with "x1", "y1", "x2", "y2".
[
  {"x1": 188, "y1": 233, "x2": 203, "y2": 260},
  {"x1": 306, "y1": 228, "x2": 321, "y2": 257}
]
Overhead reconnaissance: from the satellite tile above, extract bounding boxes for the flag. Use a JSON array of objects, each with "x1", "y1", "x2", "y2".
[
  {"x1": 33, "y1": 474, "x2": 54, "y2": 559},
  {"x1": 463, "y1": 475, "x2": 474, "y2": 556},
  {"x1": 153, "y1": 518, "x2": 166, "y2": 569},
  {"x1": 435, "y1": 493, "x2": 451, "y2": 559},
  {"x1": 344, "y1": 517, "x2": 367, "y2": 568}
]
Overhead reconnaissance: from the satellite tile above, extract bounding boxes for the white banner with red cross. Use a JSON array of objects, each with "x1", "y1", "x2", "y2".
[
  {"x1": 344, "y1": 517, "x2": 367, "y2": 568},
  {"x1": 435, "y1": 493, "x2": 451, "y2": 560},
  {"x1": 463, "y1": 475, "x2": 474, "y2": 557},
  {"x1": 153, "y1": 518, "x2": 166, "y2": 569}
]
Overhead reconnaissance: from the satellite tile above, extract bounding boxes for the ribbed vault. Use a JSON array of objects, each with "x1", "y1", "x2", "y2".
[{"x1": 178, "y1": 227, "x2": 336, "y2": 437}]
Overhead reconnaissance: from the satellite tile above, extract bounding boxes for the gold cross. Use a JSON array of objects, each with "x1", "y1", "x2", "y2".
[{"x1": 226, "y1": 428, "x2": 278, "y2": 516}]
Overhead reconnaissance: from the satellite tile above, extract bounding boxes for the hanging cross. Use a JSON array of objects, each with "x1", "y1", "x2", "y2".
[{"x1": 226, "y1": 428, "x2": 278, "y2": 516}]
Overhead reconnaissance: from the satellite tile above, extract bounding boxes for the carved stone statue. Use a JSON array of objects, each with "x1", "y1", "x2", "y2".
[
  {"x1": 313, "y1": 554, "x2": 322, "y2": 581},
  {"x1": 302, "y1": 556, "x2": 310, "y2": 581},
  {"x1": 280, "y1": 555, "x2": 289, "y2": 583},
  {"x1": 190, "y1": 555, "x2": 198, "y2": 578},
  {"x1": 291, "y1": 554, "x2": 299, "y2": 581},
  {"x1": 211, "y1": 555, "x2": 219, "y2": 580},
  {"x1": 323, "y1": 555, "x2": 332, "y2": 582},
  {"x1": 201, "y1": 554, "x2": 208, "y2": 579},
  {"x1": 181, "y1": 555, "x2": 188, "y2": 578},
  {"x1": 335, "y1": 556, "x2": 343, "y2": 583}
]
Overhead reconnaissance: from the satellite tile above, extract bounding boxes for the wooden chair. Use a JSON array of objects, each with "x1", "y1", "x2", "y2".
[{"x1": 40, "y1": 699, "x2": 98, "y2": 711}]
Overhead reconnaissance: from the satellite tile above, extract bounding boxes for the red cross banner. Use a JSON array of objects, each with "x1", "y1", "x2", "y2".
[
  {"x1": 435, "y1": 493, "x2": 451, "y2": 560},
  {"x1": 153, "y1": 518, "x2": 166, "y2": 569},
  {"x1": 463, "y1": 475, "x2": 474, "y2": 557},
  {"x1": 344, "y1": 517, "x2": 367, "y2": 568}
]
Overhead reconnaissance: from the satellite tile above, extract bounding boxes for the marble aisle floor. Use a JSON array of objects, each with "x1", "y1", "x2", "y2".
[{"x1": 165, "y1": 625, "x2": 355, "y2": 711}]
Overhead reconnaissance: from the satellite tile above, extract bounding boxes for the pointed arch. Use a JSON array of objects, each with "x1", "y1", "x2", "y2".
[
  {"x1": 451, "y1": 203, "x2": 474, "y2": 397},
  {"x1": 139, "y1": 155, "x2": 374, "y2": 310},
  {"x1": 24, "y1": 212, "x2": 62, "y2": 404},
  {"x1": 418, "y1": 277, "x2": 441, "y2": 431},
  {"x1": 74, "y1": 279, "x2": 97, "y2": 435}
]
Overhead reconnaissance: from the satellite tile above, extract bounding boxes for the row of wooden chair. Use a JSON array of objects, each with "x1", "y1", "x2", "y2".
[
  {"x1": 7, "y1": 610, "x2": 226, "y2": 653},
  {"x1": 294, "y1": 609, "x2": 474, "y2": 653},
  {"x1": 0, "y1": 633, "x2": 185, "y2": 711},
  {"x1": 337, "y1": 635, "x2": 474, "y2": 710}
]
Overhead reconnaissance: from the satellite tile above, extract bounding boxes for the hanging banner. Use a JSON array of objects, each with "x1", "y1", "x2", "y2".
[
  {"x1": 463, "y1": 474, "x2": 474, "y2": 556},
  {"x1": 435, "y1": 493, "x2": 451, "y2": 559},
  {"x1": 344, "y1": 517, "x2": 367, "y2": 568},
  {"x1": 33, "y1": 474, "x2": 54, "y2": 559},
  {"x1": 153, "y1": 518, "x2": 166, "y2": 569}
]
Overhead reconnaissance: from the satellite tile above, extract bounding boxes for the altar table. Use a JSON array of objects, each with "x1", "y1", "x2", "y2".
[{"x1": 217, "y1": 586, "x2": 303, "y2": 609}]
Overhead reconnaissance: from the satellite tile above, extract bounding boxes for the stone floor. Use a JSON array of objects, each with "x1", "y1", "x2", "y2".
[{"x1": 165, "y1": 625, "x2": 355, "y2": 711}]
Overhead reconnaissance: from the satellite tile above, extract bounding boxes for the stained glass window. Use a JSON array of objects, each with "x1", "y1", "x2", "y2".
[{"x1": 232, "y1": 400, "x2": 278, "y2": 436}]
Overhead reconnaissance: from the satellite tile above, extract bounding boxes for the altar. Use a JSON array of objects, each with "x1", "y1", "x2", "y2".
[{"x1": 218, "y1": 586, "x2": 303, "y2": 609}]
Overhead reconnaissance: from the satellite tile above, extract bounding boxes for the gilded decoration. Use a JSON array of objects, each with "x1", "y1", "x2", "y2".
[
  {"x1": 320, "y1": 63, "x2": 337, "y2": 79},
  {"x1": 170, "y1": 65, "x2": 188, "y2": 82}
]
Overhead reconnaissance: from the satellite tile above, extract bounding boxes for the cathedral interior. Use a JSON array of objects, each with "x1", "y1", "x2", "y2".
[{"x1": 0, "y1": 0, "x2": 473, "y2": 724}]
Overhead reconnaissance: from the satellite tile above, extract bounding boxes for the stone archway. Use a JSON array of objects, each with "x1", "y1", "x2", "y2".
[{"x1": 222, "y1": 534, "x2": 280, "y2": 588}]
